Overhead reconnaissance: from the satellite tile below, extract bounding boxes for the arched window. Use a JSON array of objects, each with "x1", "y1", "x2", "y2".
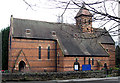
[
  {"x1": 84, "y1": 57, "x2": 86, "y2": 65},
  {"x1": 92, "y1": 58, "x2": 94, "y2": 65},
  {"x1": 39, "y1": 46, "x2": 41, "y2": 59},
  {"x1": 88, "y1": 58, "x2": 90, "y2": 64},
  {"x1": 48, "y1": 46, "x2": 50, "y2": 59},
  {"x1": 74, "y1": 58, "x2": 80, "y2": 71}
]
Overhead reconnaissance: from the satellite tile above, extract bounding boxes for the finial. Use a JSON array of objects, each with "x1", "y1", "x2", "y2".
[
  {"x1": 81, "y1": 3, "x2": 85, "y2": 8},
  {"x1": 11, "y1": 15, "x2": 13, "y2": 18}
]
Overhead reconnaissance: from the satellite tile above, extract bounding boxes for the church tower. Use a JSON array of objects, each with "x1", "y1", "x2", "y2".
[{"x1": 75, "y1": 5, "x2": 93, "y2": 33}]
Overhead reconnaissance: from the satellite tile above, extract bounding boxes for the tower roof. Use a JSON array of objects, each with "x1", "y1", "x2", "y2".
[{"x1": 75, "y1": 5, "x2": 92, "y2": 18}]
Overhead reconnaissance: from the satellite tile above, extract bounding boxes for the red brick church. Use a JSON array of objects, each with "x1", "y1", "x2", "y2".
[{"x1": 8, "y1": 6, "x2": 115, "y2": 72}]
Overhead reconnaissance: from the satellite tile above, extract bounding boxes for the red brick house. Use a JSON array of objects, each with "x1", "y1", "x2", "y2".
[{"x1": 8, "y1": 6, "x2": 115, "y2": 72}]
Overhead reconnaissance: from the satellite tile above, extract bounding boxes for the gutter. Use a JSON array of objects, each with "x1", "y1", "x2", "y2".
[
  {"x1": 64, "y1": 55, "x2": 109, "y2": 57},
  {"x1": 13, "y1": 36, "x2": 56, "y2": 41}
]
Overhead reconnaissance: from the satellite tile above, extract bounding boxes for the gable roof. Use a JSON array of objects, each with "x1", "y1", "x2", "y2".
[{"x1": 11, "y1": 18, "x2": 115, "y2": 57}]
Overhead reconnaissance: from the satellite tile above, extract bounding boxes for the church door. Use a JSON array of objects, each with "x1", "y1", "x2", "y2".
[{"x1": 19, "y1": 61, "x2": 26, "y2": 72}]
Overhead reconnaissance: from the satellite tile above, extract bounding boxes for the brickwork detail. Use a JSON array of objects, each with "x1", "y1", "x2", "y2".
[
  {"x1": 76, "y1": 16, "x2": 93, "y2": 33},
  {"x1": 101, "y1": 44, "x2": 115, "y2": 68},
  {"x1": 8, "y1": 38, "x2": 56, "y2": 72},
  {"x1": 8, "y1": 37, "x2": 115, "y2": 72}
]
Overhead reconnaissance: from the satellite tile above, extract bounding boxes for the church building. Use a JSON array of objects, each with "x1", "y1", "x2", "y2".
[{"x1": 8, "y1": 6, "x2": 115, "y2": 72}]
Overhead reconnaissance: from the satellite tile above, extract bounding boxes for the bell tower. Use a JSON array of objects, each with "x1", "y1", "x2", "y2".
[{"x1": 75, "y1": 5, "x2": 93, "y2": 33}]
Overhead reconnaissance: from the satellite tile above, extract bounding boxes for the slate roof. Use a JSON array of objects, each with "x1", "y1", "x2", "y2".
[{"x1": 12, "y1": 18, "x2": 115, "y2": 57}]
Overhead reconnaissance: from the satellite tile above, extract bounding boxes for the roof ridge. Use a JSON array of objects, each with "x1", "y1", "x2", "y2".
[
  {"x1": 13, "y1": 17, "x2": 57, "y2": 24},
  {"x1": 13, "y1": 17, "x2": 75, "y2": 26}
]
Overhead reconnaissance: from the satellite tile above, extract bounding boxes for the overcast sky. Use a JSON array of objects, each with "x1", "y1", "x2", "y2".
[
  {"x1": 0, "y1": 0, "x2": 119, "y2": 42},
  {"x1": 0, "y1": 0, "x2": 62, "y2": 30}
]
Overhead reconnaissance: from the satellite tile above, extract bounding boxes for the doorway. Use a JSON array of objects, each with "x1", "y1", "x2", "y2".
[{"x1": 19, "y1": 61, "x2": 26, "y2": 72}]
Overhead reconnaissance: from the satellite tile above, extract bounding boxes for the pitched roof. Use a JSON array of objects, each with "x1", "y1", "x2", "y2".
[
  {"x1": 75, "y1": 5, "x2": 92, "y2": 18},
  {"x1": 12, "y1": 18, "x2": 114, "y2": 57}
]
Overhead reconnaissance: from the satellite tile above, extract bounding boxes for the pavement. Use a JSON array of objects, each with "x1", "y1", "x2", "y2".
[
  {"x1": 3, "y1": 76, "x2": 120, "y2": 83},
  {"x1": 53, "y1": 76, "x2": 120, "y2": 82}
]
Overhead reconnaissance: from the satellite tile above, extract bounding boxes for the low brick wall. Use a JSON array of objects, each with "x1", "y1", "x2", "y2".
[{"x1": 2, "y1": 70, "x2": 120, "y2": 81}]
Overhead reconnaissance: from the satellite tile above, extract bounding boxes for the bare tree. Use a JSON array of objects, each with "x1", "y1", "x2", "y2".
[{"x1": 22, "y1": 0, "x2": 119, "y2": 41}]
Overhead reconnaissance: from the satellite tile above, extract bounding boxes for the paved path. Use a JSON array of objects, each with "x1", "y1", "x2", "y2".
[{"x1": 3, "y1": 77, "x2": 120, "y2": 83}]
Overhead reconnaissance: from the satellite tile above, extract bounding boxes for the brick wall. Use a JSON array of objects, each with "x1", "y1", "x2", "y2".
[
  {"x1": 76, "y1": 16, "x2": 93, "y2": 33},
  {"x1": 8, "y1": 38, "x2": 115, "y2": 72},
  {"x1": 57, "y1": 40, "x2": 64, "y2": 72},
  {"x1": 63, "y1": 57, "x2": 110, "y2": 71},
  {"x1": 101, "y1": 44, "x2": 115, "y2": 68},
  {"x1": 56, "y1": 42, "x2": 113, "y2": 72},
  {"x1": 8, "y1": 38, "x2": 57, "y2": 72}
]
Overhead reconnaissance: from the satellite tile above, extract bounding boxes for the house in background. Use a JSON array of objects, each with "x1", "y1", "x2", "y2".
[{"x1": 8, "y1": 6, "x2": 115, "y2": 72}]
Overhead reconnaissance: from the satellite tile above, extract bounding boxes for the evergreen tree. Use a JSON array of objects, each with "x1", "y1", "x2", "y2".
[
  {"x1": 0, "y1": 31, "x2": 2, "y2": 70},
  {"x1": 2, "y1": 27, "x2": 10, "y2": 70}
]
